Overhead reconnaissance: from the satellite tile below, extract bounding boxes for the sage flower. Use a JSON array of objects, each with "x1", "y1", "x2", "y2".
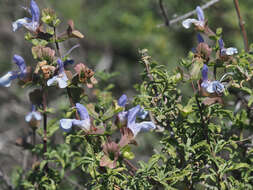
[
  {"x1": 47, "y1": 59, "x2": 69, "y2": 88},
  {"x1": 182, "y1": 6, "x2": 205, "y2": 29},
  {"x1": 60, "y1": 103, "x2": 91, "y2": 132},
  {"x1": 25, "y1": 105, "x2": 42, "y2": 122},
  {"x1": 117, "y1": 94, "x2": 128, "y2": 125},
  {"x1": 12, "y1": 0, "x2": 40, "y2": 32},
  {"x1": 0, "y1": 55, "x2": 27, "y2": 87},
  {"x1": 218, "y1": 38, "x2": 238, "y2": 56},
  {"x1": 201, "y1": 64, "x2": 225, "y2": 95},
  {"x1": 127, "y1": 105, "x2": 156, "y2": 137}
]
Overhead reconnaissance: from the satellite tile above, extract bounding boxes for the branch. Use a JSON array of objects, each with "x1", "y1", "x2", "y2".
[
  {"x1": 158, "y1": 0, "x2": 220, "y2": 27},
  {"x1": 159, "y1": 0, "x2": 169, "y2": 26},
  {"x1": 233, "y1": 0, "x2": 249, "y2": 52}
]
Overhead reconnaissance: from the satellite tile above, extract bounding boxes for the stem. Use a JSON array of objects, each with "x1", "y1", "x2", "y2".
[
  {"x1": 32, "y1": 129, "x2": 37, "y2": 163},
  {"x1": 159, "y1": 0, "x2": 169, "y2": 26},
  {"x1": 67, "y1": 87, "x2": 80, "y2": 120},
  {"x1": 42, "y1": 87, "x2": 48, "y2": 170},
  {"x1": 54, "y1": 27, "x2": 61, "y2": 57},
  {"x1": 123, "y1": 158, "x2": 138, "y2": 172},
  {"x1": 233, "y1": 0, "x2": 249, "y2": 52},
  {"x1": 195, "y1": 94, "x2": 209, "y2": 142}
]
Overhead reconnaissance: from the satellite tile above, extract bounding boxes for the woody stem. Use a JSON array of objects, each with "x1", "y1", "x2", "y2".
[
  {"x1": 233, "y1": 0, "x2": 249, "y2": 52},
  {"x1": 42, "y1": 86, "x2": 48, "y2": 170}
]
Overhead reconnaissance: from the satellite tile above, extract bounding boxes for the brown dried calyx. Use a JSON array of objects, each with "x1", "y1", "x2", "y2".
[
  {"x1": 58, "y1": 20, "x2": 84, "y2": 40},
  {"x1": 74, "y1": 63, "x2": 97, "y2": 88},
  {"x1": 100, "y1": 141, "x2": 120, "y2": 169},
  {"x1": 34, "y1": 60, "x2": 56, "y2": 79},
  {"x1": 195, "y1": 43, "x2": 212, "y2": 62},
  {"x1": 67, "y1": 20, "x2": 84, "y2": 39},
  {"x1": 32, "y1": 46, "x2": 56, "y2": 62}
]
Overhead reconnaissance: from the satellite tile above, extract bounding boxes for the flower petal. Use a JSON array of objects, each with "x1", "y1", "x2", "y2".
[
  {"x1": 218, "y1": 38, "x2": 224, "y2": 49},
  {"x1": 72, "y1": 119, "x2": 91, "y2": 130},
  {"x1": 59, "y1": 119, "x2": 75, "y2": 132},
  {"x1": 211, "y1": 81, "x2": 225, "y2": 94},
  {"x1": 57, "y1": 73, "x2": 68, "y2": 88},
  {"x1": 137, "y1": 108, "x2": 149, "y2": 120},
  {"x1": 30, "y1": 0, "x2": 40, "y2": 23},
  {"x1": 12, "y1": 17, "x2": 31, "y2": 32},
  {"x1": 127, "y1": 105, "x2": 141, "y2": 126},
  {"x1": 182, "y1": 19, "x2": 202, "y2": 29},
  {"x1": 0, "y1": 72, "x2": 17, "y2": 87},
  {"x1": 33, "y1": 111, "x2": 42, "y2": 121},
  {"x1": 25, "y1": 112, "x2": 33, "y2": 122},
  {"x1": 202, "y1": 64, "x2": 208, "y2": 81},
  {"x1": 13, "y1": 54, "x2": 26, "y2": 75},
  {"x1": 118, "y1": 111, "x2": 128, "y2": 125},
  {"x1": 197, "y1": 33, "x2": 204, "y2": 43},
  {"x1": 196, "y1": 6, "x2": 204, "y2": 21},
  {"x1": 118, "y1": 94, "x2": 128, "y2": 107},
  {"x1": 75, "y1": 103, "x2": 90, "y2": 120},
  {"x1": 57, "y1": 59, "x2": 64, "y2": 74},
  {"x1": 225, "y1": 47, "x2": 238, "y2": 56},
  {"x1": 47, "y1": 76, "x2": 58, "y2": 86},
  {"x1": 129, "y1": 121, "x2": 156, "y2": 137}
]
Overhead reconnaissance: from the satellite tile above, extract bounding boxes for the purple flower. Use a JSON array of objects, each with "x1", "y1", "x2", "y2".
[
  {"x1": 197, "y1": 33, "x2": 204, "y2": 43},
  {"x1": 201, "y1": 64, "x2": 225, "y2": 95},
  {"x1": 60, "y1": 103, "x2": 91, "y2": 132},
  {"x1": 25, "y1": 105, "x2": 42, "y2": 122},
  {"x1": 0, "y1": 55, "x2": 27, "y2": 87},
  {"x1": 218, "y1": 38, "x2": 238, "y2": 56},
  {"x1": 117, "y1": 94, "x2": 128, "y2": 126},
  {"x1": 127, "y1": 105, "x2": 156, "y2": 137},
  {"x1": 12, "y1": 0, "x2": 40, "y2": 32},
  {"x1": 182, "y1": 6, "x2": 205, "y2": 29},
  {"x1": 47, "y1": 59, "x2": 69, "y2": 88}
]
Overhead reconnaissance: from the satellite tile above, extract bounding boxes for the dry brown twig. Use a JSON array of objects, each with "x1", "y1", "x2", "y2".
[{"x1": 158, "y1": 0, "x2": 220, "y2": 27}]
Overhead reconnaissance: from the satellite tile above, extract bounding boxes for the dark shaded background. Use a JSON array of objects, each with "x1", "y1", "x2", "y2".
[{"x1": 0, "y1": 0, "x2": 252, "y2": 188}]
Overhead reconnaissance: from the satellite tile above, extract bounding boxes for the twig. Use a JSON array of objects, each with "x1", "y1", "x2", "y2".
[
  {"x1": 233, "y1": 0, "x2": 249, "y2": 52},
  {"x1": 123, "y1": 159, "x2": 138, "y2": 173},
  {"x1": 159, "y1": 0, "x2": 169, "y2": 26},
  {"x1": 158, "y1": 0, "x2": 220, "y2": 27}
]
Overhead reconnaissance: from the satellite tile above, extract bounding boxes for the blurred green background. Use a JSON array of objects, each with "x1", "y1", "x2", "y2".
[{"x1": 0, "y1": 0, "x2": 253, "y2": 186}]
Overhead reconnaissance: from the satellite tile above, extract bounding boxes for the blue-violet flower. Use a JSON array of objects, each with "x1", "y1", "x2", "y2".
[
  {"x1": 12, "y1": 0, "x2": 40, "y2": 32},
  {"x1": 25, "y1": 105, "x2": 42, "y2": 122},
  {"x1": 182, "y1": 6, "x2": 205, "y2": 29},
  {"x1": 201, "y1": 64, "x2": 225, "y2": 95},
  {"x1": 218, "y1": 38, "x2": 238, "y2": 56},
  {"x1": 127, "y1": 105, "x2": 156, "y2": 137},
  {"x1": 47, "y1": 59, "x2": 69, "y2": 88},
  {"x1": 0, "y1": 55, "x2": 27, "y2": 87},
  {"x1": 60, "y1": 103, "x2": 91, "y2": 132}
]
